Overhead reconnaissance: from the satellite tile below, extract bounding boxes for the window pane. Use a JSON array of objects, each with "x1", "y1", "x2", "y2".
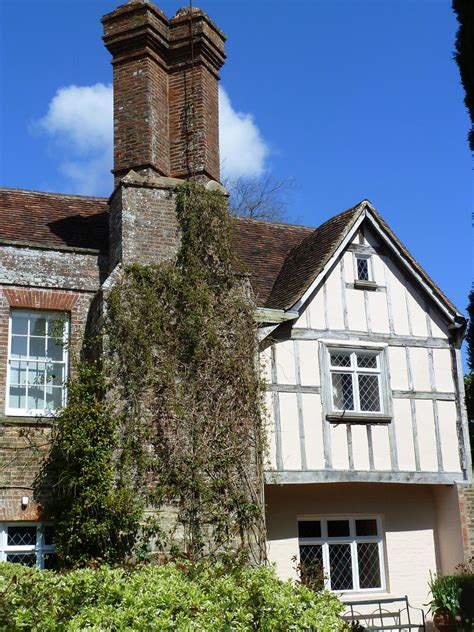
[
  {"x1": 356, "y1": 519, "x2": 378, "y2": 537},
  {"x1": 11, "y1": 336, "x2": 27, "y2": 358},
  {"x1": 298, "y1": 521, "x2": 321, "y2": 538},
  {"x1": 332, "y1": 373, "x2": 354, "y2": 410},
  {"x1": 10, "y1": 361, "x2": 27, "y2": 385},
  {"x1": 6, "y1": 553, "x2": 37, "y2": 567},
  {"x1": 28, "y1": 386, "x2": 45, "y2": 410},
  {"x1": 329, "y1": 543, "x2": 353, "y2": 590},
  {"x1": 30, "y1": 315, "x2": 47, "y2": 336},
  {"x1": 44, "y1": 526, "x2": 55, "y2": 546},
  {"x1": 327, "y1": 520, "x2": 350, "y2": 537},
  {"x1": 358, "y1": 374, "x2": 381, "y2": 412},
  {"x1": 330, "y1": 353, "x2": 351, "y2": 368},
  {"x1": 48, "y1": 315, "x2": 66, "y2": 338},
  {"x1": 43, "y1": 552, "x2": 59, "y2": 570},
  {"x1": 28, "y1": 362, "x2": 46, "y2": 386},
  {"x1": 7, "y1": 525, "x2": 37, "y2": 546},
  {"x1": 46, "y1": 386, "x2": 63, "y2": 410},
  {"x1": 30, "y1": 337, "x2": 46, "y2": 359},
  {"x1": 9, "y1": 386, "x2": 26, "y2": 409},
  {"x1": 47, "y1": 364, "x2": 64, "y2": 386},
  {"x1": 358, "y1": 542, "x2": 381, "y2": 589},
  {"x1": 299, "y1": 544, "x2": 323, "y2": 567},
  {"x1": 357, "y1": 257, "x2": 369, "y2": 281},
  {"x1": 357, "y1": 354, "x2": 378, "y2": 369},
  {"x1": 47, "y1": 338, "x2": 63, "y2": 361},
  {"x1": 11, "y1": 313, "x2": 28, "y2": 335}
]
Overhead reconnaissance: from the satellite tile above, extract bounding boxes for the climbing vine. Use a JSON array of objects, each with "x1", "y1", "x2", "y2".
[{"x1": 49, "y1": 183, "x2": 266, "y2": 566}]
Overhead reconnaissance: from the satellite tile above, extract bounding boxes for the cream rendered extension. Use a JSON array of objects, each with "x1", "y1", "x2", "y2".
[{"x1": 260, "y1": 206, "x2": 470, "y2": 616}]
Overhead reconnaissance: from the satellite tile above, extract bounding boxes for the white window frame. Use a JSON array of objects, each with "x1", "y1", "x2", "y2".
[
  {"x1": 0, "y1": 522, "x2": 55, "y2": 569},
  {"x1": 354, "y1": 253, "x2": 373, "y2": 282},
  {"x1": 6, "y1": 309, "x2": 69, "y2": 417},
  {"x1": 320, "y1": 343, "x2": 392, "y2": 419},
  {"x1": 297, "y1": 516, "x2": 386, "y2": 594}
]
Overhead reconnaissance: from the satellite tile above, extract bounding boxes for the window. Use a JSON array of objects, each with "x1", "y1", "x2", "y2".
[
  {"x1": 0, "y1": 523, "x2": 56, "y2": 569},
  {"x1": 7, "y1": 310, "x2": 69, "y2": 416},
  {"x1": 329, "y1": 349, "x2": 384, "y2": 414},
  {"x1": 355, "y1": 254, "x2": 372, "y2": 282},
  {"x1": 298, "y1": 517, "x2": 385, "y2": 592}
]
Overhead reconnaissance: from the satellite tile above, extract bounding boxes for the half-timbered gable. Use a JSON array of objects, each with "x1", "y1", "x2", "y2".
[{"x1": 260, "y1": 201, "x2": 469, "y2": 486}]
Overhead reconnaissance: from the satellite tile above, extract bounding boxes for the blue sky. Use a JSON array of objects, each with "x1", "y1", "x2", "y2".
[{"x1": 0, "y1": 0, "x2": 471, "y2": 327}]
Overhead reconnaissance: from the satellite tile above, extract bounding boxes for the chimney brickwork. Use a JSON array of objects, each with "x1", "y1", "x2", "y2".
[{"x1": 102, "y1": 1, "x2": 226, "y2": 185}]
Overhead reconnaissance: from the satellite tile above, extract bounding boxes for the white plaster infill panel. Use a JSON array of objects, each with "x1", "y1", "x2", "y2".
[
  {"x1": 393, "y1": 399, "x2": 416, "y2": 471},
  {"x1": 279, "y1": 392, "x2": 301, "y2": 470}
]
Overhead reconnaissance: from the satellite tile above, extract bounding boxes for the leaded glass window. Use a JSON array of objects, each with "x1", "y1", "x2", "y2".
[
  {"x1": 329, "y1": 349, "x2": 383, "y2": 414},
  {"x1": 0, "y1": 523, "x2": 56, "y2": 569},
  {"x1": 298, "y1": 517, "x2": 385, "y2": 592},
  {"x1": 355, "y1": 255, "x2": 372, "y2": 281}
]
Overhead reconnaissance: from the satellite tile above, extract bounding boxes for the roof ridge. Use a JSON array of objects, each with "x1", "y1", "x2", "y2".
[
  {"x1": 230, "y1": 215, "x2": 314, "y2": 231},
  {"x1": 0, "y1": 186, "x2": 108, "y2": 202}
]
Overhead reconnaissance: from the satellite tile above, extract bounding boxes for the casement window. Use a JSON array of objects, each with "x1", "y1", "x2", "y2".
[
  {"x1": 355, "y1": 254, "x2": 372, "y2": 282},
  {"x1": 298, "y1": 517, "x2": 385, "y2": 592},
  {"x1": 6, "y1": 310, "x2": 69, "y2": 416},
  {"x1": 325, "y1": 347, "x2": 390, "y2": 417},
  {"x1": 0, "y1": 523, "x2": 56, "y2": 569}
]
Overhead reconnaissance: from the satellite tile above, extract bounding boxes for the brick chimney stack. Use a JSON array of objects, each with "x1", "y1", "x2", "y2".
[{"x1": 102, "y1": 1, "x2": 226, "y2": 184}]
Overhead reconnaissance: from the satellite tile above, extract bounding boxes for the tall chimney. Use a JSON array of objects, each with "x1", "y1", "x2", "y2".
[{"x1": 102, "y1": 1, "x2": 226, "y2": 184}]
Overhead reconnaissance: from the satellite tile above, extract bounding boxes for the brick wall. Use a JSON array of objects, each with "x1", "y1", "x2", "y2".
[
  {"x1": 0, "y1": 274, "x2": 98, "y2": 520},
  {"x1": 109, "y1": 175, "x2": 180, "y2": 269}
]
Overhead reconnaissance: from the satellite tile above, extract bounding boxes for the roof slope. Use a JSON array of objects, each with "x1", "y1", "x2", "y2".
[
  {"x1": 230, "y1": 217, "x2": 313, "y2": 305},
  {"x1": 266, "y1": 203, "x2": 363, "y2": 310},
  {"x1": 0, "y1": 188, "x2": 312, "y2": 306},
  {"x1": 0, "y1": 188, "x2": 109, "y2": 251},
  {"x1": 0, "y1": 188, "x2": 461, "y2": 319}
]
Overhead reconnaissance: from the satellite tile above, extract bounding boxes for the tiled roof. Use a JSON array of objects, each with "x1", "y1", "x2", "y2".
[
  {"x1": 230, "y1": 217, "x2": 313, "y2": 305},
  {"x1": 266, "y1": 203, "x2": 363, "y2": 309},
  {"x1": 0, "y1": 187, "x2": 461, "y2": 318},
  {"x1": 0, "y1": 188, "x2": 109, "y2": 251}
]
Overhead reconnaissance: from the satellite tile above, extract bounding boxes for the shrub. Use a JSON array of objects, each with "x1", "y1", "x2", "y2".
[
  {"x1": 427, "y1": 564, "x2": 474, "y2": 630},
  {"x1": 0, "y1": 560, "x2": 345, "y2": 631}
]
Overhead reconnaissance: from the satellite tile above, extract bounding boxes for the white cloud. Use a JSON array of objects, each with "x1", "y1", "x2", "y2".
[
  {"x1": 37, "y1": 83, "x2": 113, "y2": 195},
  {"x1": 36, "y1": 82, "x2": 269, "y2": 194},
  {"x1": 218, "y1": 86, "x2": 269, "y2": 180}
]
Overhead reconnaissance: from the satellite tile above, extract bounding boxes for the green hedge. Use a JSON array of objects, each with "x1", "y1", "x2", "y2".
[{"x1": 0, "y1": 561, "x2": 345, "y2": 631}]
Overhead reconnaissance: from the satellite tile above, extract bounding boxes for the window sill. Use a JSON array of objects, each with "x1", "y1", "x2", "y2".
[
  {"x1": 327, "y1": 412, "x2": 392, "y2": 425},
  {"x1": 354, "y1": 280, "x2": 378, "y2": 291}
]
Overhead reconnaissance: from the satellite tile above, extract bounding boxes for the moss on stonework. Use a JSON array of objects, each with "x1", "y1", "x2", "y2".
[{"x1": 49, "y1": 182, "x2": 266, "y2": 567}]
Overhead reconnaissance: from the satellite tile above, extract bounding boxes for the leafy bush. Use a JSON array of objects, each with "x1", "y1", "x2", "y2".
[
  {"x1": 427, "y1": 565, "x2": 474, "y2": 630},
  {"x1": 0, "y1": 560, "x2": 345, "y2": 631}
]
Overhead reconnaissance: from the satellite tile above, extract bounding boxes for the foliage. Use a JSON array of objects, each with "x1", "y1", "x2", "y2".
[
  {"x1": 49, "y1": 182, "x2": 266, "y2": 565},
  {"x1": 427, "y1": 572, "x2": 462, "y2": 616},
  {"x1": 427, "y1": 565, "x2": 474, "y2": 629},
  {"x1": 465, "y1": 289, "x2": 474, "y2": 372},
  {"x1": 452, "y1": 1, "x2": 474, "y2": 151},
  {"x1": 0, "y1": 561, "x2": 345, "y2": 632},
  {"x1": 292, "y1": 554, "x2": 326, "y2": 593},
  {"x1": 463, "y1": 290, "x2": 474, "y2": 455},
  {"x1": 47, "y1": 362, "x2": 142, "y2": 567}
]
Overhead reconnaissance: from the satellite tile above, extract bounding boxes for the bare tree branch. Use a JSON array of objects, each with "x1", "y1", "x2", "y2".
[{"x1": 225, "y1": 174, "x2": 294, "y2": 222}]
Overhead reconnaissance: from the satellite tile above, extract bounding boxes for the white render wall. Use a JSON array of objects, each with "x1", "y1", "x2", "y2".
[
  {"x1": 262, "y1": 224, "x2": 466, "y2": 482},
  {"x1": 265, "y1": 483, "x2": 465, "y2": 611}
]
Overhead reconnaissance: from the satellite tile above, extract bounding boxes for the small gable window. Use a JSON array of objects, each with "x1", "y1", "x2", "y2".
[{"x1": 355, "y1": 255, "x2": 371, "y2": 282}]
